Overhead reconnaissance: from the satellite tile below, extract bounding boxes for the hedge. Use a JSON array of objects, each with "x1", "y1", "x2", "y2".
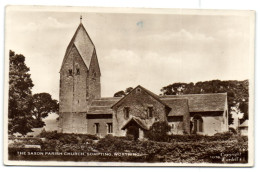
[{"x1": 9, "y1": 133, "x2": 248, "y2": 163}]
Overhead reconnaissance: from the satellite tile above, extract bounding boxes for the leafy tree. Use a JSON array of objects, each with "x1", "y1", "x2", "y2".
[
  {"x1": 8, "y1": 50, "x2": 34, "y2": 135},
  {"x1": 114, "y1": 90, "x2": 126, "y2": 97},
  {"x1": 32, "y1": 93, "x2": 59, "y2": 128},
  {"x1": 160, "y1": 80, "x2": 249, "y2": 125},
  {"x1": 145, "y1": 121, "x2": 171, "y2": 142},
  {"x1": 125, "y1": 87, "x2": 133, "y2": 94},
  {"x1": 113, "y1": 87, "x2": 133, "y2": 97},
  {"x1": 9, "y1": 50, "x2": 59, "y2": 135}
]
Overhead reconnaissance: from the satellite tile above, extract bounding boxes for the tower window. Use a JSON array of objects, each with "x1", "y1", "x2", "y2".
[
  {"x1": 148, "y1": 106, "x2": 153, "y2": 118},
  {"x1": 76, "y1": 68, "x2": 80, "y2": 75},
  {"x1": 95, "y1": 123, "x2": 99, "y2": 134},
  {"x1": 124, "y1": 107, "x2": 130, "y2": 119},
  {"x1": 68, "y1": 69, "x2": 73, "y2": 76},
  {"x1": 107, "y1": 123, "x2": 113, "y2": 133}
]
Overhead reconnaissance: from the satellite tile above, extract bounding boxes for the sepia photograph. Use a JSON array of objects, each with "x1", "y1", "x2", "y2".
[{"x1": 4, "y1": 6, "x2": 255, "y2": 166}]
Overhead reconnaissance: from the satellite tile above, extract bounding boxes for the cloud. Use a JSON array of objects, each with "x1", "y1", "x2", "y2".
[
  {"x1": 100, "y1": 49, "x2": 209, "y2": 96},
  {"x1": 6, "y1": 11, "x2": 252, "y2": 99},
  {"x1": 11, "y1": 16, "x2": 70, "y2": 33},
  {"x1": 148, "y1": 29, "x2": 215, "y2": 42}
]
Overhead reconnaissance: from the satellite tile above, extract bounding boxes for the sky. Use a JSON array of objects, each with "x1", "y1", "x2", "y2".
[{"x1": 5, "y1": 7, "x2": 254, "y2": 100}]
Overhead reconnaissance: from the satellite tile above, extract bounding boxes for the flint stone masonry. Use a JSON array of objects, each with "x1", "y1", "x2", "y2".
[{"x1": 112, "y1": 86, "x2": 168, "y2": 137}]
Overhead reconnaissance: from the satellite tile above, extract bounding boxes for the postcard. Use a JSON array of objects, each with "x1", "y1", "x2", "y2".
[{"x1": 4, "y1": 6, "x2": 255, "y2": 166}]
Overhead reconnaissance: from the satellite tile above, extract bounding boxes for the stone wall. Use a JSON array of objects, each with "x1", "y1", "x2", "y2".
[
  {"x1": 87, "y1": 117, "x2": 112, "y2": 137},
  {"x1": 87, "y1": 51, "x2": 101, "y2": 102},
  {"x1": 113, "y1": 87, "x2": 167, "y2": 136},
  {"x1": 168, "y1": 116, "x2": 184, "y2": 134},
  {"x1": 190, "y1": 112, "x2": 227, "y2": 136},
  {"x1": 59, "y1": 112, "x2": 88, "y2": 134},
  {"x1": 59, "y1": 45, "x2": 89, "y2": 113}
]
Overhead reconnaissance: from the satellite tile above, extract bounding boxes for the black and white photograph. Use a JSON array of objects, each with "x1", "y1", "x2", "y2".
[{"x1": 4, "y1": 6, "x2": 255, "y2": 166}]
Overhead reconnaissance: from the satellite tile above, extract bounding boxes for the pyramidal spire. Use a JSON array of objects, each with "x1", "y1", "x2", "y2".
[{"x1": 60, "y1": 16, "x2": 96, "y2": 71}]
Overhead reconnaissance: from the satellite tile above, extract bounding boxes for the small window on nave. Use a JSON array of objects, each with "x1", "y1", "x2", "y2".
[
  {"x1": 124, "y1": 107, "x2": 130, "y2": 119},
  {"x1": 76, "y1": 68, "x2": 80, "y2": 75},
  {"x1": 68, "y1": 69, "x2": 73, "y2": 76},
  {"x1": 148, "y1": 106, "x2": 153, "y2": 118}
]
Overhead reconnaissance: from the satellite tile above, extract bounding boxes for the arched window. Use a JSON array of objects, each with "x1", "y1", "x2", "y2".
[{"x1": 193, "y1": 115, "x2": 203, "y2": 133}]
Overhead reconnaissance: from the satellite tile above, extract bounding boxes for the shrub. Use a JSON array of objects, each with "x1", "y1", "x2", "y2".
[
  {"x1": 168, "y1": 132, "x2": 236, "y2": 142},
  {"x1": 213, "y1": 131, "x2": 233, "y2": 141},
  {"x1": 145, "y1": 121, "x2": 171, "y2": 142},
  {"x1": 37, "y1": 130, "x2": 99, "y2": 144},
  {"x1": 229, "y1": 127, "x2": 238, "y2": 134}
]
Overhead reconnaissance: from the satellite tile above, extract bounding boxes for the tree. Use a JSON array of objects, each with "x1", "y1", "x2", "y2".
[
  {"x1": 113, "y1": 90, "x2": 126, "y2": 97},
  {"x1": 32, "y1": 93, "x2": 59, "y2": 128},
  {"x1": 113, "y1": 87, "x2": 133, "y2": 97},
  {"x1": 160, "y1": 80, "x2": 249, "y2": 125},
  {"x1": 8, "y1": 50, "x2": 34, "y2": 135}
]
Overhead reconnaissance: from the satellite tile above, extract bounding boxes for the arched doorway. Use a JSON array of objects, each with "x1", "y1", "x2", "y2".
[
  {"x1": 126, "y1": 125, "x2": 139, "y2": 140},
  {"x1": 193, "y1": 115, "x2": 203, "y2": 134}
]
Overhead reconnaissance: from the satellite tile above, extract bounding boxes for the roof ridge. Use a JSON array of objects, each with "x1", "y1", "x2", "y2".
[
  {"x1": 138, "y1": 85, "x2": 170, "y2": 107},
  {"x1": 112, "y1": 85, "x2": 170, "y2": 108},
  {"x1": 161, "y1": 98, "x2": 189, "y2": 101},
  {"x1": 160, "y1": 92, "x2": 227, "y2": 97},
  {"x1": 89, "y1": 105, "x2": 113, "y2": 107}
]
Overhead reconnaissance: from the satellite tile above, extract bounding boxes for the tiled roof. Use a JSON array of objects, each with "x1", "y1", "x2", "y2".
[
  {"x1": 61, "y1": 23, "x2": 95, "y2": 71},
  {"x1": 87, "y1": 97, "x2": 122, "y2": 114},
  {"x1": 162, "y1": 99, "x2": 189, "y2": 116},
  {"x1": 87, "y1": 89, "x2": 227, "y2": 115},
  {"x1": 239, "y1": 120, "x2": 248, "y2": 128},
  {"x1": 160, "y1": 93, "x2": 227, "y2": 112}
]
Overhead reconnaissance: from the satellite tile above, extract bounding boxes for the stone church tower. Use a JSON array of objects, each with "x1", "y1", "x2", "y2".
[{"x1": 58, "y1": 17, "x2": 101, "y2": 133}]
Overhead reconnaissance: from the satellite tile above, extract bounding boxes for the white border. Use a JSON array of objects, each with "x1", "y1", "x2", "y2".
[{"x1": 1, "y1": 0, "x2": 259, "y2": 171}]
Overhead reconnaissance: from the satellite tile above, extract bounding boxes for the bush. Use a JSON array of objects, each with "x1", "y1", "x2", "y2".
[
  {"x1": 37, "y1": 130, "x2": 99, "y2": 144},
  {"x1": 8, "y1": 133, "x2": 248, "y2": 163},
  {"x1": 229, "y1": 127, "x2": 238, "y2": 134},
  {"x1": 145, "y1": 121, "x2": 171, "y2": 142},
  {"x1": 168, "y1": 132, "x2": 236, "y2": 142}
]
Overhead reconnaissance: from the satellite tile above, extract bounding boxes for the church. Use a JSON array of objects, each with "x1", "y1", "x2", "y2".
[{"x1": 58, "y1": 19, "x2": 229, "y2": 139}]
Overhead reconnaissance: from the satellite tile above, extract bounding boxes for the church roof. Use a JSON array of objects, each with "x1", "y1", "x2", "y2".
[
  {"x1": 121, "y1": 117, "x2": 150, "y2": 130},
  {"x1": 239, "y1": 120, "x2": 248, "y2": 128},
  {"x1": 162, "y1": 99, "x2": 189, "y2": 116},
  {"x1": 87, "y1": 97, "x2": 122, "y2": 114},
  {"x1": 60, "y1": 23, "x2": 95, "y2": 71},
  {"x1": 111, "y1": 85, "x2": 170, "y2": 109},
  {"x1": 160, "y1": 93, "x2": 227, "y2": 112},
  {"x1": 87, "y1": 89, "x2": 227, "y2": 115}
]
